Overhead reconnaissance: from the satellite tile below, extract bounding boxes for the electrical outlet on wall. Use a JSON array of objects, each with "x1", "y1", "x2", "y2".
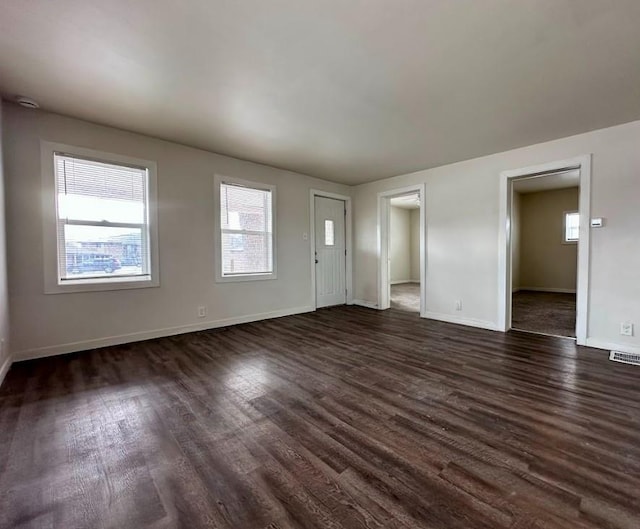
[
  {"x1": 455, "y1": 300, "x2": 462, "y2": 311},
  {"x1": 198, "y1": 306, "x2": 207, "y2": 318},
  {"x1": 620, "y1": 322, "x2": 634, "y2": 336}
]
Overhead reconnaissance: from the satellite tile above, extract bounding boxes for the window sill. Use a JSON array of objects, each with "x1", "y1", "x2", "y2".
[
  {"x1": 216, "y1": 272, "x2": 277, "y2": 283},
  {"x1": 45, "y1": 275, "x2": 159, "y2": 294}
]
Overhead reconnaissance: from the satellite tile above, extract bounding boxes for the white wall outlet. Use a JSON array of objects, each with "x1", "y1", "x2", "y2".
[
  {"x1": 303, "y1": 232, "x2": 308, "y2": 241},
  {"x1": 620, "y1": 321, "x2": 634, "y2": 336},
  {"x1": 197, "y1": 306, "x2": 207, "y2": 318},
  {"x1": 455, "y1": 300, "x2": 462, "y2": 311}
]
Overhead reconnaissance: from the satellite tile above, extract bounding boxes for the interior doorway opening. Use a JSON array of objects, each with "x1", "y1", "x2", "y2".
[
  {"x1": 498, "y1": 154, "x2": 591, "y2": 345},
  {"x1": 378, "y1": 184, "x2": 426, "y2": 317},
  {"x1": 389, "y1": 194, "x2": 421, "y2": 313},
  {"x1": 511, "y1": 170, "x2": 579, "y2": 338}
]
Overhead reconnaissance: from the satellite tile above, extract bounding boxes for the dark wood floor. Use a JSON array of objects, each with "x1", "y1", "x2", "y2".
[{"x1": 1, "y1": 306, "x2": 639, "y2": 529}]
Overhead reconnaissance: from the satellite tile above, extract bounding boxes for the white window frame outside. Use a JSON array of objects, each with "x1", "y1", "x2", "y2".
[
  {"x1": 41, "y1": 141, "x2": 160, "y2": 294},
  {"x1": 563, "y1": 210, "x2": 579, "y2": 244},
  {"x1": 214, "y1": 174, "x2": 277, "y2": 283}
]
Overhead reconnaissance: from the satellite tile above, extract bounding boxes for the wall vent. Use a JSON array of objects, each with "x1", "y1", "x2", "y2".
[{"x1": 609, "y1": 351, "x2": 640, "y2": 366}]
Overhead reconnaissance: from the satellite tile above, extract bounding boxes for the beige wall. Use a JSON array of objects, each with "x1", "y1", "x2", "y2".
[
  {"x1": 389, "y1": 206, "x2": 411, "y2": 282},
  {"x1": 519, "y1": 188, "x2": 578, "y2": 292},
  {"x1": 410, "y1": 208, "x2": 420, "y2": 282},
  {"x1": 0, "y1": 99, "x2": 10, "y2": 379},
  {"x1": 353, "y1": 119, "x2": 640, "y2": 353},
  {"x1": 3, "y1": 104, "x2": 349, "y2": 359}
]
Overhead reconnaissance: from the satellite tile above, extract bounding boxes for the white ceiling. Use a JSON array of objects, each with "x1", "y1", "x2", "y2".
[
  {"x1": 1, "y1": 1, "x2": 640, "y2": 185},
  {"x1": 390, "y1": 194, "x2": 420, "y2": 210},
  {"x1": 513, "y1": 169, "x2": 580, "y2": 194}
]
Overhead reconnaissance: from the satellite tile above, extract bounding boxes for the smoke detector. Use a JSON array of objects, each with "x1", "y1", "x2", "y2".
[{"x1": 16, "y1": 96, "x2": 39, "y2": 109}]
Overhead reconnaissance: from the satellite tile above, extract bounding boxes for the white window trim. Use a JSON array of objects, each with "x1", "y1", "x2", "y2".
[
  {"x1": 563, "y1": 210, "x2": 579, "y2": 244},
  {"x1": 214, "y1": 174, "x2": 277, "y2": 283},
  {"x1": 41, "y1": 141, "x2": 160, "y2": 294}
]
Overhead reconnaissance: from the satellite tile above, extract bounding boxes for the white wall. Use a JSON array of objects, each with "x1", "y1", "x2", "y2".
[
  {"x1": 511, "y1": 191, "x2": 521, "y2": 290},
  {"x1": 410, "y1": 209, "x2": 420, "y2": 282},
  {"x1": 519, "y1": 187, "x2": 578, "y2": 292},
  {"x1": 3, "y1": 104, "x2": 349, "y2": 359},
  {"x1": 389, "y1": 206, "x2": 411, "y2": 283},
  {"x1": 0, "y1": 99, "x2": 10, "y2": 382},
  {"x1": 353, "y1": 119, "x2": 640, "y2": 352}
]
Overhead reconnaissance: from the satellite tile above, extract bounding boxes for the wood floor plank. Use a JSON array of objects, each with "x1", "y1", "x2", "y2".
[{"x1": 1, "y1": 306, "x2": 639, "y2": 528}]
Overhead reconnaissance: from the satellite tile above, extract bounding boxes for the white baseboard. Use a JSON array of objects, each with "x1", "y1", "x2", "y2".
[
  {"x1": 0, "y1": 354, "x2": 12, "y2": 387},
  {"x1": 390, "y1": 280, "x2": 419, "y2": 285},
  {"x1": 517, "y1": 287, "x2": 577, "y2": 294},
  {"x1": 423, "y1": 311, "x2": 500, "y2": 332},
  {"x1": 349, "y1": 299, "x2": 379, "y2": 310},
  {"x1": 14, "y1": 305, "x2": 315, "y2": 362},
  {"x1": 584, "y1": 338, "x2": 640, "y2": 355}
]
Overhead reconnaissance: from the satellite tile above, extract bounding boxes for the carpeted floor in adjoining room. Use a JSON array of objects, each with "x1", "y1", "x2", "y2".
[
  {"x1": 512, "y1": 290, "x2": 576, "y2": 337},
  {"x1": 390, "y1": 282, "x2": 420, "y2": 312}
]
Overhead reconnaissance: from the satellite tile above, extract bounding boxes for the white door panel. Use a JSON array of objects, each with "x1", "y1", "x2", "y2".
[{"x1": 315, "y1": 197, "x2": 346, "y2": 308}]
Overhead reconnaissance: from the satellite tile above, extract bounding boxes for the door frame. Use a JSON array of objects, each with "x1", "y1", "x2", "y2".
[
  {"x1": 310, "y1": 190, "x2": 353, "y2": 309},
  {"x1": 498, "y1": 155, "x2": 591, "y2": 344},
  {"x1": 377, "y1": 183, "x2": 427, "y2": 317}
]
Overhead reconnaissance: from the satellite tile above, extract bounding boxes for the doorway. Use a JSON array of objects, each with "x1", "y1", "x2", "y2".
[
  {"x1": 511, "y1": 171, "x2": 579, "y2": 337},
  {"x1": 378, "y1": 184, "x2": 426, "y2": 316},
  {"x1": 388, "y1": 194, "x2": 421, "y2": 313},
  {"x1": 498, "y1": 155, "x2": 591, "y2": 345},
  {"x1": 312, "y1": 194, "x2": 349, "y2": 308}
]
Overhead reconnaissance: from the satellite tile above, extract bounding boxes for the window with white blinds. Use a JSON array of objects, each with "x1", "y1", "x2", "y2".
[
  {"x1": 54, "y1": 153, "x2": 152, "y2": 283},
  {"x1": 219, "y1": 180, "x2": 275, "y2": 279}
]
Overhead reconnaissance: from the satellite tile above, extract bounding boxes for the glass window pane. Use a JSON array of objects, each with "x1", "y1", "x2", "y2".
[
  {"x1": 221, "y1": 232, "x2": 272, "y2": 275},
  {"x1": 55, "y1": 155, "x2": 146, "y2": 223},
  {"x1": 61, "y1": 225, "x2": 147, "y2": 280},
  {"x1": 565, "y1": 212, "x2": 579, "y2": 241},
  {"x1": 221, "y1": 184, "x2": 272, "y2": 232},
  {"x1": 325, "y1": 219, "x2": 335, "y2": 246}
]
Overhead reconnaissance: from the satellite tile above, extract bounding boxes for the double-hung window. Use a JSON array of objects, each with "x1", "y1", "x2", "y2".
[
  {"x1": 216, "y1": 176, "x2": 276, "y2": 281},
  {"x1": 42, "y1": 142, "x2": 159, "y2": 293}
]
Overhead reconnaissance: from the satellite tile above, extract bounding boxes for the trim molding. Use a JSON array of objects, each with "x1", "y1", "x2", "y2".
[
  {"x1": 0, "y1": 355, "x2": 12, "y2": 387},
  {"x1": 14, "y1": 305, "x2": 314, "y2": 362},
  {"x1": 350, "y1": 299, "x2": 379, "y2": 310},
  {"x1": 424, "y1": 311, "x2": 500, "y2": 332},
  {"x1": 518, "y1": 287, "x2": 577, "y2": 294},
  {"x1": 390, "y1": 280, "x2": 419, "y2": 285},
  {"x1": 585, "y1": 338, "x2": 640, "y2": 355}
]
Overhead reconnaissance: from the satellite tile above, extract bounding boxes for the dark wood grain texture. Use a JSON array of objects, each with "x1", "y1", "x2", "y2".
[{"x1": 1, "y1": 306, "x2": 639, "y2": 529}]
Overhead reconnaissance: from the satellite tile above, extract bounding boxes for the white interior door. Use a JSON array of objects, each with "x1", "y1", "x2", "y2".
[{"x1": 315, "y1": 196, "x2": 346, "y2": 308}]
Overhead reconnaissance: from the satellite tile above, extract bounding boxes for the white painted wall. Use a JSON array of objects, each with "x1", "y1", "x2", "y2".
[
  {"x1": 3, "y1": 104, "x2": 349, "y2": 359},
  {"x1": 0, "y1": 99, "x2": 10, "y2": 382},
  {"x1": 389, "y1": 206, "x2": 411, "y2": 283},
  {"x1": 519, "y1": 188, "x2": 578, "y2": 292},
  {"x1": 511, "y1": 191, "x2": 521, "y2": 291},
  {"x1": 353, "y1": 119, "x2": 640, "y2": 352},
  {"x1": 410, "y1": 209, "x2": 420, "y2": 282}
]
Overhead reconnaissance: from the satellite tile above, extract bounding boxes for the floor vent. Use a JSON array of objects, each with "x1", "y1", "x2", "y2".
[{"x1": 609, "y1": 351, "x2": 640, "y2": 366}]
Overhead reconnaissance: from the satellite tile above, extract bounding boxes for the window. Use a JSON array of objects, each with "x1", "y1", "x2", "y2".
[
  {"x1": 564, "y1": 211, "x2": 579, "y2": 243},
  {"x1": 324, "y1": 220, "x2": 335, "y2": 246},
  {"x1": 42, "y1": 142, "x2": 158, "y2": 293},
  {"x1": 217, "y1": 177, "x2": 276, "y2": 281}
]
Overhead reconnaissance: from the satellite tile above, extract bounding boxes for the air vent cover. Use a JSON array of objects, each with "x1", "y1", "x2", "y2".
[{"x1": 609, "y1": 351, "x2": 640, "y2": 366}]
